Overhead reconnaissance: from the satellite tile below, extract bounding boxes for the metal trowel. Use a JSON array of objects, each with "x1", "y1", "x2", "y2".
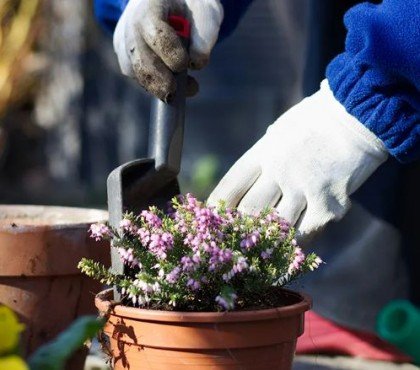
[{"x1": 107, "y1": 16, "x2": 190, "y2": 293}]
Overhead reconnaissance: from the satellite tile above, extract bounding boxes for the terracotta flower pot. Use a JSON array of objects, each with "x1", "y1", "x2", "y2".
[
  {"x1": 95, "y1": 288, "x2": 311, "y2": 370},
  {"x1": 0, "y1": 205, "x2": 110, "y2": 367}
]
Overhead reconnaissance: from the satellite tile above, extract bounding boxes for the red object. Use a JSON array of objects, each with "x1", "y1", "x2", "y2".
[
  {"x1": 297, "y1": 310, "x2": 412, "y2": 362},
  {"x1": 168, "y1": 15, "x2": 190, "y2": 39}
]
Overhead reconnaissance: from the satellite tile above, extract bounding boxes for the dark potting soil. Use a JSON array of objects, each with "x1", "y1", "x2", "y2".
[{"x1": 120, "y1": 286, "x2": 301, "y2": 312}]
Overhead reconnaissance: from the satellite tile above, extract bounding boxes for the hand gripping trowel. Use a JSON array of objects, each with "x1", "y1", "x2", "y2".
[{"x1": 107, "y1": 15, "x2": 190, "y2": 299}]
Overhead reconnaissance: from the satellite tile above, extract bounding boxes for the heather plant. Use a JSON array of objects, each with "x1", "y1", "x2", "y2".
[{"x1": 79, "y1": 194, "x2": 322, "y2": 311}]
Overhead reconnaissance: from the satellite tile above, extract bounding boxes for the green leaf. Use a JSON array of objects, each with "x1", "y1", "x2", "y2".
[{"x1": 28, "y1": 316, "x2": 104, "y2": 370}]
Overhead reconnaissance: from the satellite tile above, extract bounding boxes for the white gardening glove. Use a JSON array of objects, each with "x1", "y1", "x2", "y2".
[
  {"x1": 208, "y1": 80, "x2": 388, "y2": 239},
  {"x1": 114, "y1": 0, "x2": 223, "y2": 101}
]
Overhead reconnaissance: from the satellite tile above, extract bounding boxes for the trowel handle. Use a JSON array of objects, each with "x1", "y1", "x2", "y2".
[{"x1": 149, "y1": 15, "x2": 190, "y2": 175}]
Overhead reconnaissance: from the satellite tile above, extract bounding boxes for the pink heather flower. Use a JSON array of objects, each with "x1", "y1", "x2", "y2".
[
  {"x1": 174, "y1": 216, "x2": 188, "y2": 233},
  {"x1": 288, "y1": 247, "x2": 305, "y2": 274},
  {"x1": 215, "y1": 296, "x2": 229, "y2": 309},
  {"x1": 209, "y1": 249, "x2": 231, "y2": 272},
  {"x1": 187, "y1": 278, "x2": 201, "y2": 291},
  {"x1": 138, "y1": 228, "x2": 151, "y2": 245},
  {"x1": 261, "y1": 248, "x2": 273, "y2": 260},
  {"x1": 265, "y1": 211, "x2": 291, "y2": 232},
  {"x1": 183, "y1": 233, "x2": 194, "y2": 245},
  {"x1": 201, "y1": 242, "x2": 210, "y2": 253},
  {"x1": 133, "y1": 280, "x2": 161, "y2": 297},
  {"x1": 192, "y1": 252, "x2": 201, "y2": 264},
  {"x1": 166, "y1": 200, "x2": 175, "y2": 216},
  {"x1": 280, "y1": 220, "x2": 290, "y2": 232},
  {"x1": 166, "y1": 267, "x2": 181, "y2": 284},
  {"x1": 190, "y1": 236, "x2": 201, "y2": 248},
  {"x1": 118, "y1": 247, "x2": 139, "y2": 267},
  {"x1": 222, "y1": 208, "x2": 237, "y2": 224},
  {"x1": 266, "y1": 211, "x2": 280, "y2": 223},
  {"x1": 232, "y1": 256, "x2": 248, "y2": 273},
  {"x1": 148, "y1": 232, "x2": 174, "y2": 259},
  {"x1": 137, "y1": 295, "x2": 147, "y2": 305},
  {"x1": 181, "y1": 256, "x2": 196, "y2": 272},
  {"x1": 222, "y1": 270, "x2": 234, "y2": 282},
  {"x1": 215, "y1": 292, "x2": 237, "y2": 310},
  {"x1": 89, "y1": 223, "x2": 111, "y2": 241},
  {"x1": 141, "y1": 210, "x2": 162, "y2": 228},
  {"x1": 157, "y1": 267, "x2": 165, "y2": 278},
  {"x1": 216, "y1": 230, "x2": 225, "y2": 240},
  {"x1": 310, "y1": 257, "x2": 323, "y2": 271},
  {"x1": 219, "y1": 248, "x2": 233, "y2": 263},
  {"x1": 264, "y1": 226, "x2": 276, "y2": 237},
  {"x1": 120, "y1": 219, "x2": 137, "y2": 234},
  {"x1": 152, "y1": 281, "x2": 161, "y2": 293},
  {"x1": 240, "y1": 231, "x2": 260, "y2": 249},
  {"x1": 207, "y1": 246, "x2": 233, "y2": 271},
  {"x1": 120, "y1": 219, "x2": 131, "y2": 229}
]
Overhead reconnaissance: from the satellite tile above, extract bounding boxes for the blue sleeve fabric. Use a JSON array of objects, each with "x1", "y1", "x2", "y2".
[
  {"x1": 218, "y1": 0, "x2": 254, "y2": 41},
  {"x1": 94, "y1": 0, "x2": 128, "y2": 35},
  {"x1": 326, "y1": 0, "x2": 420, "y2": 163},
  {"x1": 94, "y1": 0, "x2": 253, "y2": 39}
]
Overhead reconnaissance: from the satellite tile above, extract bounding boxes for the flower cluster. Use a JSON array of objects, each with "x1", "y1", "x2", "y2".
[{"x1": 79, "y1": 194, "x2": 322, "y2": 311}]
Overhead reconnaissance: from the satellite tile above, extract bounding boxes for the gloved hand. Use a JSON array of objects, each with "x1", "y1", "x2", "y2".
[
  {"x1": 113, "y1": 0, "x2": 223, "y2": 101},
  {"x1": 208, "y1": 80, "x2": 388, "y2": 238}
]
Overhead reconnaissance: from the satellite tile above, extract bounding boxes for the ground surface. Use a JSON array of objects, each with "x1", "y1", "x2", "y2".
[
  {"x1": 85, "y1": 354, "x2": 419, "y2": 370},
  {"x1": 293, "y1": 356, "x2": 418, "y2": 370}
]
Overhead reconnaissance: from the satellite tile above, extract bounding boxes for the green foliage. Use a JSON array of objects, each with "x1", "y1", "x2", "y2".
[
  {"x1": 28, "y1": 316, "x2": 104, "y2": 370},
  {"x1": 80, "y1": 195, "x2": 322, "y2": 311},
  {"x1": 181, "y1": 155, "x2": 220, "y2": 198}
]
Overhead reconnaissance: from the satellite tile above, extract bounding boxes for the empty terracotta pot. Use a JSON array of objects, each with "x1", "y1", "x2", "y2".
[
  {"x1": 0, "y1": 205, "x2": 110, "y2": 366},
  {"x1": 96, "y1": 288, "x2": 311, "y2": 370}
]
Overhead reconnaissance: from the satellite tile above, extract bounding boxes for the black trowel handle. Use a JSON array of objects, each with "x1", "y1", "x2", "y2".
[{"x1": 149, "y1": 15, "x2": 190, "y2": 175}]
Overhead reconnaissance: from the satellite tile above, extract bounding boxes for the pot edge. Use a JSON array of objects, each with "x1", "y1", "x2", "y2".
[
  {"x1": 95, "y1": 288, "x2": 312, "y2": 323},
  {"x1": 0, "y1": 204, "x2": 108, "y2": 231}
]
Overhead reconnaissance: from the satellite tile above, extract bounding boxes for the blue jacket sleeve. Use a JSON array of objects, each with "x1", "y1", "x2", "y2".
[
  {"x1": 218, "y1": 0, "x2": 254, "y2": 41},
  {"x1": 94, "y1": 0, "x2": 128, "y2": 35},
  {"x1": 326, "y1": 0, "x2": 420, "y2": 163},
  {"x1": 94, "y1": 0, "x2": 253, "y2": 39}
]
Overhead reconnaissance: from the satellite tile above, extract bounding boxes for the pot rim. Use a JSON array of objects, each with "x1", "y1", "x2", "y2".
[
  {"x1": 0, "y1": 205, "x2": 108, "y2": 231},
  {"x1": 96, "y1": 288, "x2": 311, "y2": 323}
]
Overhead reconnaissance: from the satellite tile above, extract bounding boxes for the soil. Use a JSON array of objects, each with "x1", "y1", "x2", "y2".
[
  {"x1": 235, "y1": 287, "x2": 302, "y2": 311},
  {"x1": 119, "y1": 286, "x2": 301, "y2": 313}
]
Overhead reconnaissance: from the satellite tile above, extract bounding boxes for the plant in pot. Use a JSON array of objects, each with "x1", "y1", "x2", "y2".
[{"x1": 79, "y1": 194, "x2": 322, "y2": 370}]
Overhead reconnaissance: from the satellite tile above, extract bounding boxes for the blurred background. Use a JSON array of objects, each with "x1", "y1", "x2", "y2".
[
  {"x1": 0, "y1": 0, "x2": 319, "y2": 207},
  {"x1": 1, "y1": 0, "x2": 373, "y2": 206}
]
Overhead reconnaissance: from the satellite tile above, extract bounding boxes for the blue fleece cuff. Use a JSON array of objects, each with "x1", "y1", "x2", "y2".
[
  {"x1": 327, "y1": 56, "x2": 420, "y2": 163},
  {"x1": 94, "y1": 0, "x2": 128, "y2": 35}
]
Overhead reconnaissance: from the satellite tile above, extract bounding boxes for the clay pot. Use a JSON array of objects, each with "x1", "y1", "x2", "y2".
[
  {"x1": 0, "y1": 205, "x2": 110, "y2": 366},
  {"x1": 96, "y1": 288, "x2": 311, "y2": 370}
]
